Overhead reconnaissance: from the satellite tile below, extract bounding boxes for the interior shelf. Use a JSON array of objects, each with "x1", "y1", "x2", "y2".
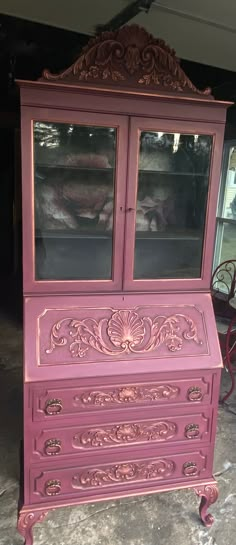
[
  {"x1": 35, "y1": 230, "x2": 112, "y2": 239},
  {"x1": 35, "y1": 164, "x2": 114, "y2": 173},
  {"x1": 35, "y1": 164, "x2": 208, "y2": 177},
  {"x1": 136, "y1": 231, "x2": 201, "y2": 240},
  {"x1": 138, "y1": 170, "x2": 208, "y2": 176},
  {"x1": 35, "y1": 229, "x2": 201, "y2": 241}
]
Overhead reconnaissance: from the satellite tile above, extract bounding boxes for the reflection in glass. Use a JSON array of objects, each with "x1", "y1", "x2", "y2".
[
  {"x1": 34, "y1": 122, "x2": 116, "y2": 280},
  {"x1": 134, "y1": 131, "x2": 212, "y2": 279},
  {"x1": 217, "y1": 223, "x2": 236, "y2": 265},
  {"x1": 222, "y1": 146, "x2": 236, "y2": 220}
]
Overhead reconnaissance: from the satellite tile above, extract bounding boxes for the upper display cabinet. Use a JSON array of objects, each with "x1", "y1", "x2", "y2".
[{"x1": 18, "y1": 25, "x2": 230, "y2": 294}]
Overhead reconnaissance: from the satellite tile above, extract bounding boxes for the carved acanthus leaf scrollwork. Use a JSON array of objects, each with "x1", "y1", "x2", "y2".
[
  {"x1": 74, "y1": 420, "x2": 177, "y2": 448},
  {"x1": 72, "y1": 459, "x2": 175, "y2": 488},
  {"x1": 41, "y1": 25, "x2": 212, "y2": 97},
  {"x1": 77, "y1": 384, "x2": 179, "y2": 407},
  {"x1": 45, "y1": 308, "x2": 202, "y2": 359}
]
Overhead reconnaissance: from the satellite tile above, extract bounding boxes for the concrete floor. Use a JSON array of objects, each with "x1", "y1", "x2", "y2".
[{"x1": 1, "y1": 310, "x2": 236, "y2": 545}]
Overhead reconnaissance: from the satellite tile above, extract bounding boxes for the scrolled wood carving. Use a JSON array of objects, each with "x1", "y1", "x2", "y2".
[
  {"x1": 77, "y1": 384, "x2": 179, "y2": 407},
  {"x1": 72, "y1": 459, "x2": 175, "y2": 488},
  {"x1": 41, "y1": 25, "x2": 212, "y2": 97},
  {"x1": 46, "y1": 308, "x2": 202, "y2": 359},
  {"x1": 194, "y1": 484, "x2": 219, "y2": 527},
  {"x1": 17, "y1": 511, "x2": 49, "y2": 544},
  {"x1": 74, "y1": 420, "x2": 177, "y2": 447}
]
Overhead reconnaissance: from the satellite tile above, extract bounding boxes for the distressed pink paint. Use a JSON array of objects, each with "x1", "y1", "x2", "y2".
[{"x1": 18, "y1": 24, "x2": 229, "y2": 545}]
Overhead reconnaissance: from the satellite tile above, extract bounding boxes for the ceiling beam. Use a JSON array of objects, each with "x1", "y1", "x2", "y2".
[{"x1": 95, "y1": 0, "x2": 155, "y2": 33}]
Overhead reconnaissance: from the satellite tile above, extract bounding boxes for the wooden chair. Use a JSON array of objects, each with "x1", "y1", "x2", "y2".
[{"x1": 211, "y1": 259, "x2": 236, "y2": 402}]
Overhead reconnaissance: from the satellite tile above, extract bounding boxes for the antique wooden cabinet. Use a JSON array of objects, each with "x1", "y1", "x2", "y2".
[{"x1": 17, "y1": 26, "x2": 230, "y2": 545}]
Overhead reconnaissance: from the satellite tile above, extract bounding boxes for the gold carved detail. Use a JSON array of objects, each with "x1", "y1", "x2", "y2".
[
  {"x1": 77, "y1": 384, "x2": 179, "y2": 407},
  {"x1": 74, "y1": 420, "x2": 177, "y2": 448},
  {"x1": 72, "y1": 459, "x2": 175, "y2": 488},
  {"x1": 46, "y1": 309, "x2": 202, "y2": 359},
  {"x1": 41, "y1": 25, "x2": 211, "y2": 96}
]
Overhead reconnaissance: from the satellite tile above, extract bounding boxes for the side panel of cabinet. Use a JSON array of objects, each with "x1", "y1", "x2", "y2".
[
  {"x1": 123, "y1": 117, "x2": 225, "y2": 291},
  {"x1": 21, "y1": 106, "x2": 129, "y2": 294}
]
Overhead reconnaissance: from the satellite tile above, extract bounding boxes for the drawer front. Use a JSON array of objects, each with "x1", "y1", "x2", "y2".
[
  {"x1": 30, "y1": 447, "x2": 211, "y2": 503},
  {"x1": 31, "y1": 409, "x2": 212, "y2": 460},
  {"x1": 32, "y1": 375, "x2": 212, "y2": 421}
]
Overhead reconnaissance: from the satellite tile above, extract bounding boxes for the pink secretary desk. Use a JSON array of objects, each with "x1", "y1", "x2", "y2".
[{"x1": 17, "y1": 25, "x2": 230, "y2": 544}]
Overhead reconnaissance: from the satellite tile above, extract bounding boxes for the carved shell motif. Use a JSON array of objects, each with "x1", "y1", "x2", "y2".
[
  {"x1": 46, "y1": 308, "x2": 202, "y2": 359},
  {"x1": 108, "y1": 310, "x2": 145, "y2": 349}
]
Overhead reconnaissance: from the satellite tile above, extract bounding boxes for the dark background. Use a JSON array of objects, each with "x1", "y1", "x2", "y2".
[{"x1": 0, "y1": 12, "x2": 235, "y2": 304}]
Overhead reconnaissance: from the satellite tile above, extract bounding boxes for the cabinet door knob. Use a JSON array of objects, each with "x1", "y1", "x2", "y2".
[
  {"x1": 45, "y1": 479, "x2": 61, "y2": 496},
  {"x1": 44, "y1": 438, "x2": 62, "y2": 456},
  {"x1": 126, "y1": 207, "x2": 135, "y2": 212},
  {"x1": 45, "y1": 398, "x2": 63, "y2": 416},
  {"x1": 185, "y1": 424, "x2": 200, "y2": 439}
]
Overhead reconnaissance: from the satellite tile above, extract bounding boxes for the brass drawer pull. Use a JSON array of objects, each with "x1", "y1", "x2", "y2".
[
  {"x1": 45, "y1": 399, "x2": 63, "y2": 416},
  {"x1": 185, "y1": 424, "x2": 200, "y2": 439},
  {"x1": 45, "y1": 479, "x2": 61, "y2": 496},
  {"x1": 183, "y1": 461, "x2": 198, "y2": 477},
  {"x1": 187, "y1": 386, "x2": 203, "y2": 402},
  {"x1": 44, "y1": 439, "x2": 62, "y2": 456}
]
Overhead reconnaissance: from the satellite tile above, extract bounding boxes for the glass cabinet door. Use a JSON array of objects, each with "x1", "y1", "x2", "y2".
[
  {"x1": 214, "y1": 142, "x2": 236, "y2": 269},
  {"x1": 29, "y1": 111, "x2": 128, "y2": 291},
  {"x1": 124, "y1": 118, "x2": 216, "y2": 290}
]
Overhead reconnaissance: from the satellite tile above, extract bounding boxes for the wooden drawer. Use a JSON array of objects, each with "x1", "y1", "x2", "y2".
[
  {"x1": 29, "y1": 446, "x2": 211, "y2": 504},
  {"x1": 31, "y1": 374, "x2": 213, "y2": 422},
  {"x1": 31, "y1": 407, "x2": 212, "y2": 460}
]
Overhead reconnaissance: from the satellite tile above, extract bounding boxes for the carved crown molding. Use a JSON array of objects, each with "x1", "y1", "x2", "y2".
[{"x1": 41, "y1": 25, "x2": 212, "y2": 97}]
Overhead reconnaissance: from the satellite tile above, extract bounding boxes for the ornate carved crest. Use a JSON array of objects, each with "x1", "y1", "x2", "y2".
[
  {"x1": 46, "y1": 309, "x2": 202, "y2": 359},
  {"x1": 41, "y1": 25, "x2": 212, "y2": 97}
]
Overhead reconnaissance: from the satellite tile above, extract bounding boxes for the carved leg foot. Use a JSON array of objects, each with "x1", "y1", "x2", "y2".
[
  {"x1": 17, "y1": 510, "x2": 49, "y2": 545},
  {"x1": 194, "y1": 484, "x2": 218, "y2": 527}
]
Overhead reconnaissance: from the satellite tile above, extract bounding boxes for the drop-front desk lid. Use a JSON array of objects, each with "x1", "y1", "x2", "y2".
[{"x1": 24, "y1": 292, "x2": 222, "y2": 382}]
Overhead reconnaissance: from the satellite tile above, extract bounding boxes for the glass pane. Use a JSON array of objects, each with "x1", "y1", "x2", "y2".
[
  {"x1": 221, "y1": 146, "x2": 236, "y2": 219},
  {"x1": 34, "y1": 121, "x2": 116, "y2": 280},
  {"x1": 218, "y1": 222, "x2": 236, "y2": 263},
  {"x1": 134, "y1": 131, "x2": 212, "y2": 279},
  {"x1": 213, "y1": 223, "x2": 236, "y2": 295}
]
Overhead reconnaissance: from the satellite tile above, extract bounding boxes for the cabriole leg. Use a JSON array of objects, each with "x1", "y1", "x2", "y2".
[
  {"x1": 194, "y1": 484, "x2": 218, "y2": 527},
  {"x1": 17, "y1": 510, "x2": 49, "y2": 545}
]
